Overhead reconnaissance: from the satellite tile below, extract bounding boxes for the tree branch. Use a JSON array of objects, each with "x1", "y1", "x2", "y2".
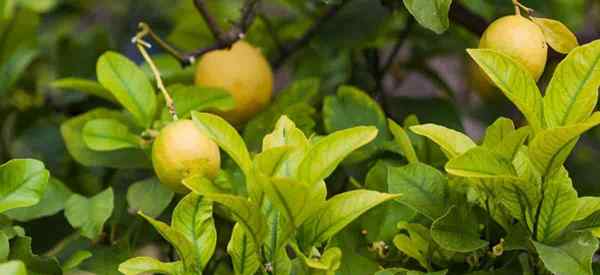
[
  {"x1": 273, "y1": 1, "x2": 350, "y2": 69},
  {"x1": 448, "y1": 2, "x2": 488, "y2": 36},
  {"x1": 193, "y1": 0, "x2": 225, "y2": 42}
]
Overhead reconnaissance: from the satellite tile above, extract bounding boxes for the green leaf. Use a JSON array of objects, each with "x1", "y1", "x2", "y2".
[
  {"x1": 482, "y1": 117, "x2": 516, "y2": 148},
  {"x1": 262, "y1": 116, "x2": 309, "y2": 151},
  {"x1": 243, "y1": 78, "x2": 320, "y2": 152},
  {"x1": 574, "y1": 197, "x2": 600, "y2": 221},
  {"x1": 0, "y1": 46, "x2": 38, "y2": 96},
  {"x1": 303, "y1": 247, "x2": 341, "y2": 273},
  {"x1": 431, "y1": 205, "x2": 488, "y2": 252},
  {"x1": 534, "y1": 233, "x2": 598, "y2": 275},
  {"x1": 0, "y1": 159, "x2": 49, "y2": 213},
  {"x1": 298, "y1": 126, "x2": 378, "y2": 186},
  {"x1": 5, "y1": 178, "x2": 72, "y2": 222},
  {"x1": 543, "y1": 40, "x2": 600, "y2": 128},
  {"x1": 160, "y1": 84, "x2": 235, "y2": 120},
  {"x1": 410, "y1": 124, "x2": 476, "y2": 158},
  {"x1": 96, "y1": 51, "x2": 157, "y2": 128},
  {"x1": 8, "y1": 236, "x2": 62, "y2": 275},
  {"x1": 171, "y1": 193, "x2": 216, "y2": 270},
  {"x1": 495, "y1": 127, "x2": 530, "y2": 160},
  {"x1": 535, "y1": 169, "x2": 578, "y2": 243},
  {"x1": 300, "y1": 190, "x2": 399, "y2": 246},
  {"x1": 118, "y1": 257, "x2": 183, "y2": 275},
  {"x1": 323, "y1": 86, "x2": 390, "y2": 162},
  {"x1": 402, "y1": 0, "x2": 452, "y2": 34},
  {"x1": 262, "y1": 177, "x2": 326, "y2": 228},
  {"x1": 388, "y1": 119, "x2": 418, "y2": 163},
  {"x1": 138, "y1": 212, "x2": 197, "y2": 273},
  {"x1": 0, "y1": 261, "x2": 26, "y2": 275},
  {"x1": 126, "y1": 178, "x2": 174, "y2": 218},
  {"x1": 393, "y1": 223, "x2": 433, "y2": 270},
  {"x1": 467, "y1": 49, "x2": 544, "y2": 133},
  {"x1": 64, "y1": 188, "x2": 114, "y2": 239},
  {"x1": 227, "y1": 223, "x2": 261, "y2": 275},
  {"x1": 62, "y1": 250, "x2": 92, "y2": 271},
  {"x1": 61, "y1": 108, "x2": 151, "y2": 168},
  {"x1": 388, "y1": 163, "x2": 448, "y2": 220},
  {"x1": 529, "y1": 112, "x2": 600, "y2": 176},
  {"x1": 532, "y1": 17, "x2": 579, "y2": 54},
  {"x1": 445, "y1": 147, "x2": 517, "y2": 178},
  {"x1": 82, "y1": 118, "x2": 140, "y2": 151},
  {"x1": 191, "y1": 112, "x2": 252, "y2": 174},
  {"x1": 184, "y1": 190, "x2": 266, "y2": 251},
  {"x1": 360, "y1": 161, "x2": 417, "y2": 242},
  {"x1": 51, "y1": 77, "x2": 117, "y2": 102}
]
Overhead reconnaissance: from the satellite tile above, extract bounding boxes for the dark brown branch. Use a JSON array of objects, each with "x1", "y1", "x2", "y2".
[
  {"x1": 193, "y1": 0, "x2": 225, "y2": 42},
  {"x1": 448, "y1": 2, "x2": 488, "y2": 36},
  {"x1": 273, "y1": 1, "x2": 350, "y2": 69},
  {"x1": 380, "y1": 18, "x2": 414, "y2": 76}
]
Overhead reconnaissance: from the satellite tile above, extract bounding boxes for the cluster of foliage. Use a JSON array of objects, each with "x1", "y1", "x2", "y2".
[{"x1": 0, "y1": 0, "x2": 599, "y2": 274}]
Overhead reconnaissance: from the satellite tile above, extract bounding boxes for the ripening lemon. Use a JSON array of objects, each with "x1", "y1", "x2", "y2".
[
  {"x1": 195, "y1": 40, "x2": 273, "y2": 125},
  {"x1": 479, "y1": 15, "x2": 547, "y2": 81},
  {"x1": 152, "y1": 120, "x2": 220, "y2": 193}
]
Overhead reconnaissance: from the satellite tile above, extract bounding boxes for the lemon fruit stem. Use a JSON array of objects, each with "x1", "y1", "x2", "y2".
[
  {"x1": 512, "y1": 0, "x2": 534, "y2": 16},
  {"x1": 133, "y1": 23, "x2": 179, "y2": 122}
]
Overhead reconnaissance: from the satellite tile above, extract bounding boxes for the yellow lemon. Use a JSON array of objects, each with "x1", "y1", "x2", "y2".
[
  {"x1": 152, "y1": 119, "x2": 220, "y2": 193},
  {"x1": 480, "y1": 15, "x2": 547, "y2": 81},
  {"x1": 195, "y1": 40, "x2": 274, "y2": 125}
]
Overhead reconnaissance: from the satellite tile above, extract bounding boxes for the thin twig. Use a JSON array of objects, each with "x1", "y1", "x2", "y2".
[
  {"x1": 512, "y1": 0, "x2": 534, "y2": 16},
  {"x1": 133, "y1": 23, "x2": 178, "y2": 121},
  {"x1": 380, "y1": 18, "x2": 414, "y2": 78},
  {"x1": 448, "y1": 2, "x2": 488, "y2": 36},
  {"x1": 193, "y1": 0, "x2": 224, "y2": 42},
  {"x1": 273, "y1": 1, "x2": 350, "y2": 68}
]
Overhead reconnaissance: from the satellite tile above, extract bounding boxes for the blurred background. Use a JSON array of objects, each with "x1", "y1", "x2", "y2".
[{"x1": 0, "y1": 0, "x2": 598, "y2": 271}]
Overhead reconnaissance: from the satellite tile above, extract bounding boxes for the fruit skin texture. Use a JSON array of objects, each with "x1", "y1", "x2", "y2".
[
  {"x1": 195, "y1": 40, "x2": 273, "y2": 125},
  {"x1": 152, "y1": 120, "x2": 220, "y2": 193},
  {"x1": 479, "y1": 15, "x2": 548, "y2": 81}
]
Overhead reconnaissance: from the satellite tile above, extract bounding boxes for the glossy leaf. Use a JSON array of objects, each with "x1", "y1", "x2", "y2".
[
  {"x1": 138, "y1": 212, "x2": 197, "y2": 273},
  {"x1": 5, "y1": 178, "x2": 72, "y2": 222},
  {"x1": 574, "y1": 197, "x2": 600, "y2": 221},
  {"x1": 64, "y1": 188, "x2": 114, "y2": 239},
  {"x1": 171, "y1": 193, "x2": 216, "y2": 269},
  {"x1": 543, "y1": 40, "x2": 600, "y2": 128},
  {"x1": 445, "y1": 147, "x2": 517, "y2": 178},
  {"x1": 160, "y1": 84, "x2": 235, "y2": 120},
  {"x1": 468, "y1": 49, "x2": 544, "y2": 133},
  {"x1": 529, "y1": 112, "x2": 600, "y2": 176},
  {"x1": 0, "y1": 47, "x2": 38, "y2": 96},
  {"x1": 298, "y1": 126, "x2": 378, "y2": 186},
  {"x1": 191, "y1": 112, "x2": 252, "y2": 174},
  {"x1": 300, "y1": 190, "x2": 398, "y2": 246},
  {"x1": 534, "y1": 233, "x2": 598, "y2": 275},
  {"x1": 262, "y1": 115, "x2": 309, "y2": 150},
  {"x1": 62, "y1": 250, "x2": 92, "y2": 271},
  {"x1": 8, "y1": 236, "x2": 62, "y2": 275},
  {"x1": 532, "y1": 17, "x2": 579, "y2": 54},
  {"x1": 51, "y1": 77, "x2": 117, "y2": 102},
  {"x1": 410, "y1": 124, "x2": 476, "y2": 158},
  {"x1": 403, "y1": 0, "x2": 452, "y2": 34},
  {"x1": 0, "y1": 159, "x2": 49, "y2": 213},
  {"x1": 388, "y1": 163, "x2": 448, "y2": 220},
  {"x1": 61, "y1": 108, "x2": 151, "y2": 168},
  {"x1": 323, "y1": 86, "x2": 390, "y2": 161},
  {"x1": 82, "y1": 118, "x2": 140, "y2": 151},
  {"x1": 431, "y1": 205, "x2": 488, "y2": 252},
  {"x1": 227, "y1": 223, "x2": 261, "y2": 275},
  {"x1": 535, "y1": 169, "x2": 578, "y2": 243},
  {"x1": 118, "y1": 257, "x2": 183, "y2": 275},
  {"x1": 96, "y1": 51, "x2": 157, "y2": 128},
  {"x1": 388, "y1": 119, "x2": 418, "y2": 163},
  {"x1": 126, "y1": 178, "x2": 174, "y2": 218},
  {"x1": 263, "y1": 177, "x2": 325, "y2": 228},
  {"x1": 184, "y1": 190, "x2": 266, "y2": 250},
  {"x1": 482, "y1": 117, "x2": 515, "y2": 148}
]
